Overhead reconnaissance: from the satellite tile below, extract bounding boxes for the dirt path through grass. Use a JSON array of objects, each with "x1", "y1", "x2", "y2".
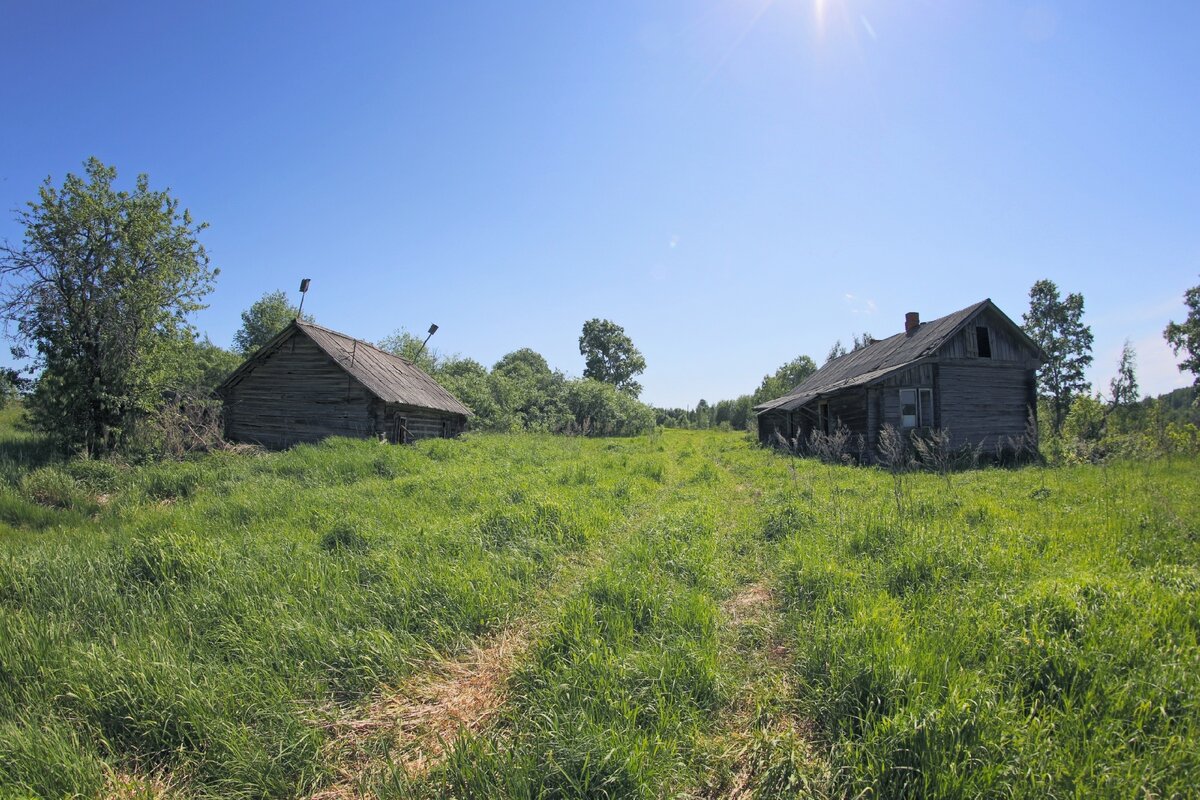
[
  {"x1": 686, "y1": 454, "x2": 827, "y2": 799},
  {"x1": 308, "y1": 455, "x2": 690, "y2": 798}
]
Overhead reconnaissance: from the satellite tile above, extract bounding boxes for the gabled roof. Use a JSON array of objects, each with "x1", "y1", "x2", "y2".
[
  {"x1": 754, "y1": 299, "x2": 1041, "y2": 414},
  {"x1": 217, "y1": 320, "x2": 473, "y2": 417}
]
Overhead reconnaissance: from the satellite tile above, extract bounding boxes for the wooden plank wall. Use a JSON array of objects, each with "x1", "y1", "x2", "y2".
[
  {"x1": 826, "y1": 391, "x2": 868, "y2": 436},
  {"x1": 378, "y1": 403, "x2": 467, "y2": 443},
  {"x1": 224, "y1": 333, "x2": 377, "y2": 449},
  {"x1": 937, "y1": 364, "x2": 1034, "y2": 449},
  {"x1": 757, "y1": 410, "x2": 791, "y2": 443}
]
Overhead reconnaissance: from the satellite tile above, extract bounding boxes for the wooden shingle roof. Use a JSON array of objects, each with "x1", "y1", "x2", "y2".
[
  {"x1": 754, "y1": 299, "x2": 1040, "y2": 414},
  {"x1": 218, "y1": 320, "x2": 473, "y2": 417}
]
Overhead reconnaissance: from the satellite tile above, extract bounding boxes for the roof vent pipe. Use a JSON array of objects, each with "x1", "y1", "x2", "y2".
[{"x1": 905, "y1": 312, "x2": 920, "y2": 334}]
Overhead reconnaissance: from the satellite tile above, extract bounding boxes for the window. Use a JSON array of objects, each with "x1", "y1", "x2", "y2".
[
  {"x1": 900, "y1": 388, "x2": 935, "y2": 428},
  {"x1": 975, "y1": 326, "x2": 992, "y2": 358},
  {"x1": 900, "y1": 389, "x2": 918, "y2": 428}
]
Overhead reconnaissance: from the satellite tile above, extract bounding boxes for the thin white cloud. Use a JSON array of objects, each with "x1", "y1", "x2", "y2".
[
  {"x1": 860, "y1": 14, "x2": 877, "y2": 40},
  {"x1": 669, "y1": 235, "x2": 680, "y2": 249},
  {"x1": 844, "y1": 293, "x2": 877, "y2": 315}
]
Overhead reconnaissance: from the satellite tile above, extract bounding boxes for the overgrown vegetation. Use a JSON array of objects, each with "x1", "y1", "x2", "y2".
[
  {"x1": 379, "y1": 340, "x2": 657, "y2": 437},
  {"x1": 0, "y1": 409, "x2": 1196, "y2": 798},
  {"x1": 0, "y1": 158, "x2": 218, "y2": 456}
]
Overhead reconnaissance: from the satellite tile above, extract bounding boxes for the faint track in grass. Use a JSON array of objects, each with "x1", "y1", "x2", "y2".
[
  {"x1": 307, "y1": 476, "x2": 685, "y2": 798},
  {"x1": 690, "y1": 454, "x2": 827, "y2": 799}
]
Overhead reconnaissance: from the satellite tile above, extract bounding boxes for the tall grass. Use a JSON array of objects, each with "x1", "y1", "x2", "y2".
[
  {"x1": 0, "y1": 430, "x2": 668, "y2": 797},
  {"x1": 0, "y1": 409, "x2": 1197, "y2": 799},
  {"x1": 766, "y1": 457, "x2": 1200, "y2": 798}
]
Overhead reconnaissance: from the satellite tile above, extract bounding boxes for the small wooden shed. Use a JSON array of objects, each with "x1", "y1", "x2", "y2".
[
  {"x1": 754, "y1": 299, "x2": 1045, "y2": 456},
  {"x1": 217, "y1": 320, "x2": 471, "y2": 449}
]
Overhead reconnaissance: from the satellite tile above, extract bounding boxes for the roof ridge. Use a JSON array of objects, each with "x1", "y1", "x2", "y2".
[
  {"x1": 295, "y1": 319, "x2": 418, "y2": 367},
  {"x1": 754, "y1": 298, "x2": 999, "y2": 412}
]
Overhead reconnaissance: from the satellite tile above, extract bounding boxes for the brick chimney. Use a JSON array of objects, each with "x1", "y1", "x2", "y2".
[{"x1": 905, "y1": 311, "x2": 920, "y2": 334}]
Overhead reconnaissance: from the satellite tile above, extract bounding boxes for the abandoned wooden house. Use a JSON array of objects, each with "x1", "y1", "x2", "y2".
[
  {"x1": 216, "y1": 320, "x2": 472, "y2": 449},
  {"x1": 754, "y1": 299, "x2": 1045, "y2": 456}
]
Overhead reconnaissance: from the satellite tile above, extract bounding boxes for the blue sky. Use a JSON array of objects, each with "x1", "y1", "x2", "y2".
[{"x1": 1, "y1": 1, "x2": 1197, "y2": 407}]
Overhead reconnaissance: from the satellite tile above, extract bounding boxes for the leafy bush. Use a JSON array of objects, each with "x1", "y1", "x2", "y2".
[{"x1": 562, "y1": 379, "x2": 656, "y2": 437}]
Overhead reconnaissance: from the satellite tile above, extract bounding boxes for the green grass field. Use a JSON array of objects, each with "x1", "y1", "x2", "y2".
[{"x1": 0, "y1": 408, "x2": 1197, "y2": 798}]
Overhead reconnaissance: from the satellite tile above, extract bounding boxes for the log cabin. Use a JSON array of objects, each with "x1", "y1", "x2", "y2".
[
  {"x1": 216, "y1": 320, "x2": 471, "y2": 449},
  {"x1": 754, "y1": 299, "x2": 1045, "y2": 457}
]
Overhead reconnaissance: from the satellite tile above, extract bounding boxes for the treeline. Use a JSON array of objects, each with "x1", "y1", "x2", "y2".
[
  {"x1": 1023, "y1": 279, "x2": 1200, "y2": 463},
  {"x1": 1044, "y1": 387, "x2": 1200, "y2": 463},
  {"x1": 377, "y1": 332, "x2": 655, "y2": 437},
  {"x1": 655, "y1": 355, "x2": 819, "y2": 432}
]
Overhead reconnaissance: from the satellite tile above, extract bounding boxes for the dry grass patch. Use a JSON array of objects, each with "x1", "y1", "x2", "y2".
[
  {"x1": 102, "y1": 769, "x2": 177, "y2": 799},
  {"x1": 311, "y1": 626, "x2": 528, "y2": 798},
  {"x1": 721, "y1": 582, "x2": 774, "y2": 627},
  {"x1": 694, "y1": 582, "x2": 823, "y2": 798}
]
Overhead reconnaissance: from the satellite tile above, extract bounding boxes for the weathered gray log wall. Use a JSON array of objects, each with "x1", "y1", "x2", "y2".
[
  {"x1": 937, "y1": 364, "x2": 1035, "y2": 449},
  {"x1": 223, "y1": 333, "x2": 377, "y2": 449},
  {"x1": 377, "y1": 403, "x2": 467, "y2": 444}
]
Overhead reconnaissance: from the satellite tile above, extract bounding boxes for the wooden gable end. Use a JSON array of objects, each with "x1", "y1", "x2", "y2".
[
  {"x1": 222, "y1": 329, "x2": 380, "y2": 448},
  {"x1": 935, "y1": 306, "x2": 1041, "y2": 367}
]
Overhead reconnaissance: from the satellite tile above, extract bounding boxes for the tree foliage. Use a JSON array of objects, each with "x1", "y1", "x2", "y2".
[
  {"x1": 426, "y1": 344, "x2": 654, "y2": 436},
  {"x1": 0, "y1": 158, "x2": 216, "y2": 455},
  {"x1": 655, "y1": 353, "x2": 817, "y2": 432},
  {"x1": 1109, "y1": 340, "x2": 1139, "y2": 408},
  {"x1": 852, "y1": 332, "x2": 875, "y2": 351},
  {"x1": 234, "y1": 290, "x2": 312, "y2": 356},
  {"x1": 579, "y1": 318, "x2": 647, "y2": 397},
  {"x1": 1164, "y1": 279, "x2": 1200, "y2": 385},
  {"x1": 752, "y1": 355, "x2": 817, "y2": 406},
  {"x1": 151, "y1": 336, "x2": 243, "y2": 400},
  {"x1": 1022, "y1": 279, "x2": 1094, "y2": 433}
]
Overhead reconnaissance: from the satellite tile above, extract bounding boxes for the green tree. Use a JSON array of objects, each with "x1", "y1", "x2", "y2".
[
  {"x1": 1022, "y1": 279, "x2": 1094, "y2": 433},
  {"x1": 0, "y1": 368, "x2": 30, "y2": 407},
  {"x1": 713, "y1": 395, "x2": 754, "y2": 430},
  {"x1": 168, "y1": 336, "x2": 243, "y2": 397},
  {"x1": 825, "y1": 340, "x2": 848, "y2": 363},
  {"x1": 1109, "y1": 340, "x2": 1139, "y2": 408},
  {"x1": 852, "y1": 331, "x2": 875, "y2": 351},
  {"x1": 436, "y1": 356, "x2": 494, "y2": 425},
  {"x1": 752, "y1": 355, "x2": 817, "y2": 405},
  {"x1": 579, "y1": 318, "x2": 647, "y2": 397},
  {"x1": 492, "y1": 348, "x2": 569, "y2": 431},
  {"x1": 0, "y1": 158, "x2": 216, "y2": 455},
  {"x1": 1060, "y1": 393, "x2": 1107, "y2": 463},
  {"x1": 1164, "y1": 279, "x2": 1200, "y2": 385},
  {"x1": 234, "y1": 290, "x2": 312, "y2": 356},
  {"x1": 563, "y1": 378, "x2": 655, "y2": 436}
]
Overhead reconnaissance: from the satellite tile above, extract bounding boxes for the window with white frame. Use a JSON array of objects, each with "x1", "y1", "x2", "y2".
[{"x1": 919, "y1": 388, "x2": 933, "y2": 427}]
